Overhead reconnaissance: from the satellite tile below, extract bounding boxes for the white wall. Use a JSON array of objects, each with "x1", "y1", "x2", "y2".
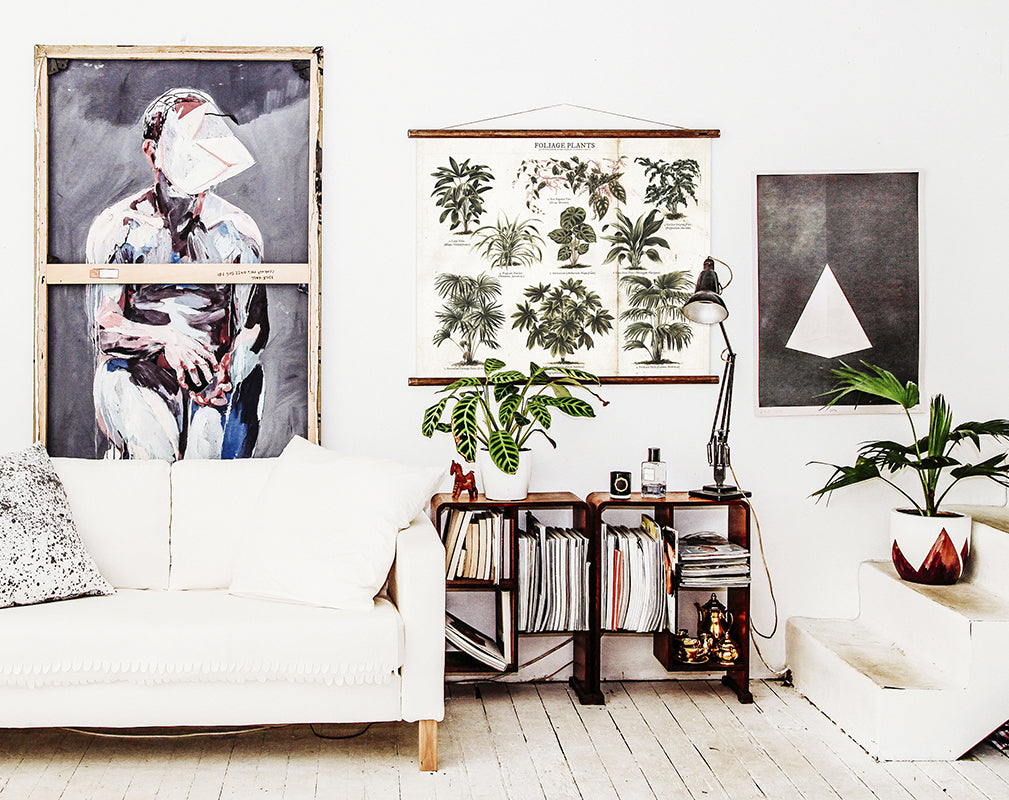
[{"x1": 5, "y1": 0, "x2": 1008, "y2": 672}]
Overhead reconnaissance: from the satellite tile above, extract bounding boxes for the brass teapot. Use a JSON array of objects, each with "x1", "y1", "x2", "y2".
[{"x1": 696, "y1": 593, "x2": 733, "y2": 642}]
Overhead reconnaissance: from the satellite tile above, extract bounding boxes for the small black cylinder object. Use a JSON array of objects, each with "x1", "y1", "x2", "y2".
[
  {"x1": 648, "y1": 447, "x2": 661, "y2": 462},
  {"x1": 610, "y1": 471, "x2": 632, "y2": 499}
]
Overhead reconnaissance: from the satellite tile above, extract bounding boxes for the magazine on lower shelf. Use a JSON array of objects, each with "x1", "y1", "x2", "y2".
[{"x1": 445, "y1": 612, "x2": 508, "y2": 671}]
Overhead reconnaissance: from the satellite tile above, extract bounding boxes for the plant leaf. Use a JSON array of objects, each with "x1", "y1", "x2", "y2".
[
  {"x1": 451, "y1": 394, "x2": 480, "y2": 461},
  {"x1": 487, "y1": 430, "x2": 521, "y2": 474},
  {"x1": 421, "y1": 398, "x2": 447, "y2": 437},
  {"x1": 484, "y1": 357, "x2": 506, "y2": 375}
]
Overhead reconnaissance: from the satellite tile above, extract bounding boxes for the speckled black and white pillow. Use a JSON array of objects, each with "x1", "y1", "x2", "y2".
[{"x1": 0, "y1": 442, "x2": 114, "y2": 607}]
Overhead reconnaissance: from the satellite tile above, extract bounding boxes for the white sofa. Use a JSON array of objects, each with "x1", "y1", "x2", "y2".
[{"x1": 0, "y1": 457, "x2": 445, "y2": 770}]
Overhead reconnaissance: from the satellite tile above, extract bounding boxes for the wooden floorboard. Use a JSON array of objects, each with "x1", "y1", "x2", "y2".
[{"x1": 1, "y1": 681, "x2": 1009, "y2": 799}]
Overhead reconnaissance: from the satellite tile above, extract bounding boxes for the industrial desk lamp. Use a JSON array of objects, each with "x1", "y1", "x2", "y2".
[{"x1": 682, "y1": 257, "x2": 749, "y2": 500}]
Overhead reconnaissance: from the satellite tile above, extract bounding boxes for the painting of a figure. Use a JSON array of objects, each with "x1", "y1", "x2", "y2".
[{"x1": 39, "y1": 49, "x2": 320, "y2": 460}]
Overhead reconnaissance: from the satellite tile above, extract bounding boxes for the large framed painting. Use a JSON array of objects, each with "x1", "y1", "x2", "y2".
[
  {"x1": 755, "y1": 171, "x2": 921, "y2": 413},
  {"x1": 409, "y1": 129, "x2": 721, "y2": 385},
  {"x1": 35, "y1": 45, "x2": 322, "y2": 459}
]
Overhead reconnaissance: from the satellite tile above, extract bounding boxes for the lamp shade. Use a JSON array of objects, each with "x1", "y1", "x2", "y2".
[{"x1": 682, "y1": 259, "x2": 728, "y2": 324}]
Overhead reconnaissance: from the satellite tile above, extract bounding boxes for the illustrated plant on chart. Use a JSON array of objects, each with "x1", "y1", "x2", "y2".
[
  {"x1": 515, "y1": 156, "x2": 627, "y2": 220},
  {"x1": 471, "y1": 214, "x2": 545, "y2": 269},
  {"x1": 634, "y1": 157, "x2": 701, "y2": 219},
  {"x1": 430, "y1": 157, "x2": 495, "y2": 234},
  {"x1": 548, "y1": 206, "x2": 597, "y2": 268},
  {"x1": 512, "y1": 278, "x2": 614, "y2": 363},
  {"x1": 601, "y1": 209, "x2": 670, "y2": 270},
  {"x1": 619, "y1": 272, "x2": 695, "y2": 364},
  {"x1": 432, "y1": 272, "x2": 504, "y2": 366}
]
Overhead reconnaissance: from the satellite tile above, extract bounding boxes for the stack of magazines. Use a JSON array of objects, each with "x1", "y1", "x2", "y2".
[
  {"x1": 445, "y1": 606, "x2": 512, "y2": 671},
  {"x1": 600, "y1": 515, "x2": 670, "y2": 632},
  {"x1": 517, "y1": 513, "x2": 589, "y2": 632},
  {"x1": 678, "y1": 531, "x2": 750, "y2": 587}
]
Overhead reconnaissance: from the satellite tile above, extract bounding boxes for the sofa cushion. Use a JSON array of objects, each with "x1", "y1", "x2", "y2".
[
  {"x1": 0, "y1": 589, "x2": 404, "y2": 688},
  {"x1": 53, "y1": 457, "x2": 171, "y2": 590},
  {"x1": 229, "y1": 437, "x2": 445, "y2": 611},
  {"x1": 0, "y1": 443, "x2": 114, "y2": 607},
  {"x1": 168, "y1": 458, "x2": 277, "y2": 589}
]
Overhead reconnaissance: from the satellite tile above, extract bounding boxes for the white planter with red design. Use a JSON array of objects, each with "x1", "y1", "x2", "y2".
[{"x1": 890, "y1": 508, "x2": 971, "y2": 585}]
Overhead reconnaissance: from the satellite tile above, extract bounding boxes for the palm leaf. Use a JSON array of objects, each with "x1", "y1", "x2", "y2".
[{"x1": 821, "y1": 361, "x2": 919, "y2": 408}]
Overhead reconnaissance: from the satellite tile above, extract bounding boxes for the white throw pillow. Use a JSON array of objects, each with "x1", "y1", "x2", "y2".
[
  {"x1": 229, "y1": 437, "x2": 445, "y2": 610},
  {"x1": 0, "y1": 442, "x2": 114, "y2": 607}
]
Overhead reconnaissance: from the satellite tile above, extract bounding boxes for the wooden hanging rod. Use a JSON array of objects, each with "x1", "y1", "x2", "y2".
[{"x1": 408, "y1": 129, "x2": 719, "y2": 139}]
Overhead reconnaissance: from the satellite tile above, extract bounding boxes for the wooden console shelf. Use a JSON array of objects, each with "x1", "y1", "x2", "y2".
[{"x1": 570, "y1": 491, "x2": 753, "y2": 705}]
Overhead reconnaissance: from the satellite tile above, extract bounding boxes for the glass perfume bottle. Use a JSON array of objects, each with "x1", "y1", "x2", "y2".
[{"x1": 641, "y1": 447, "x2": 667, "y2": 498}]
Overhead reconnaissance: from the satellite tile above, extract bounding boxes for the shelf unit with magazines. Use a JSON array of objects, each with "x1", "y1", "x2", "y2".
[
  {"x1": 431, "y1": 492, "x2": 589, "y2": 678},
  {"x1": 571, "y1": 492, "x2": 753, "y2": 706}
]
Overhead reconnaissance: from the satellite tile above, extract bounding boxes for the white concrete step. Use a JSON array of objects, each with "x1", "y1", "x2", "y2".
[
  {"x1": 786, "y1": 617, "x2": 966, "y2": 760},
  {"x1": 787, "y1": 509, "x2": 1009, "y2": 761},
  {"x1": 856, "y1": 560, "x2": 1009, "y2": 685}
]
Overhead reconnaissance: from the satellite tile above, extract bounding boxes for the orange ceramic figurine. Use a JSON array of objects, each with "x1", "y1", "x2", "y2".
[{"x1": 450, "y1": 461, "x2": 477, "y2": 501}]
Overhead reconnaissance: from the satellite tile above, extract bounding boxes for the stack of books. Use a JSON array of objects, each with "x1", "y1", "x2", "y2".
[
  {"x1": 517, "y1": 513, "x2": 589, "y2": 633},
  {"x1": 600, "y1": 515, "x2": 670, "y2": 632},
  {"x1": 441, "y1": 508, "x2": 512, "y2": 581},
  {"x1": 677, "y1": 531, "x2": 750, "y2": 587}
]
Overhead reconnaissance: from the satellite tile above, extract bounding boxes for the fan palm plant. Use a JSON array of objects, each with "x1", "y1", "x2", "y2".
[
  {"x1": 471, "y1": 214, "x2": 545, "y2": 269},
  {"x1": 601, "y1": 209, "x2": 670, "y2": 270},
  {"x1": 811, "y1": 362, "x2": 1009, "y2": 516},
  {"x1": 432, "y1": 273, "x2": 504, "y2": 366},
  {"x1": 619, "y1": 272, "x2": 694, "y2": 363}
]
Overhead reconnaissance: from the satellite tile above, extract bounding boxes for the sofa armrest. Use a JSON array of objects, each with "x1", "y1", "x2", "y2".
[{"x1": 387, "y1": 513, "x2": 445, "y2": 723}]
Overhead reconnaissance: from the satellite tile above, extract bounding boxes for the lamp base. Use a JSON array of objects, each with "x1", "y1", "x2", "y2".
[{"x1": 689, "y1": 483, "x2": 751, "y2": 501}]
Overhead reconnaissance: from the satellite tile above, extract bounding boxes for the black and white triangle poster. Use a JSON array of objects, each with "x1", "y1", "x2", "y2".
[{"x1": 756, "y1": 172, "x2": 919, "y2": 411}]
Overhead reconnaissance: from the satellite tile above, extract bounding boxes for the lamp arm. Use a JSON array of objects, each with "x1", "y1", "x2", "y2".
[{"x1": 706, "y1": 322, "x2": 736, "y2": 484}]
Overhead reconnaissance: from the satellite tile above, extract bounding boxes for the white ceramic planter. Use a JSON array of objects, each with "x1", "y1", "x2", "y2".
[
  {"x1": 890, "y1": 507, "x2": 971, "y2": 585},
  {"x1": 477, "y1": 449, "x2": 532, "y2": 501}
]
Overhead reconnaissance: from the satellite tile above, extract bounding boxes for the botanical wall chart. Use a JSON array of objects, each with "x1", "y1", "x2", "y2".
[
  {"x1": 411, "y1": 130, "x2": 718, "y2": 382},
  {"x1": 35, "y1": 45, "x2": 322, "y2": 460},
  {"x1": 755, "y1": 172, "x2": 920, "y2": 413}
]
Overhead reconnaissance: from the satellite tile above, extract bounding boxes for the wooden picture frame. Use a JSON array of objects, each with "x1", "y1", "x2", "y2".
[
  {"x1": 34, "y1": 45, "x2": 322, "y2": 459},
  {"x1": 409, "y1": 128, "x2": 720, "y2": 385}
]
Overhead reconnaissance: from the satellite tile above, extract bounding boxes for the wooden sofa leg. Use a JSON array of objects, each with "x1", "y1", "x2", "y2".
[{"x1": 418, "y1": 719, "x2": 438, "y2": 771}]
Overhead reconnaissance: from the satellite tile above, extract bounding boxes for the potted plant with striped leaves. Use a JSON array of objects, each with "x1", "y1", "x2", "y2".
[{"x1": 422, "y1": 359, "x2": 606, "y2": 500}]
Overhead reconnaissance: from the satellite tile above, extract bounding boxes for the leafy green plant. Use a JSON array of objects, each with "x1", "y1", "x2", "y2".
[
  {"x1": 471, "y1": 214, "x2": 545, "y2": 269},
  {"x1": 431, "y1": 157, "x2": 494, "y2": 234},
  {"x1": 810, "y1": 362, "x2": 1009, "y2": 516},
  {"x1": 421, "y1": 358, "x2": 606, "y2": 474},
  {"x1": 512, "y1": 279, "x2": 614, "y2": 363},
  {"x1": 601, "y1": 209, "x2": 670, "y2": 270},
  {"x1": 548, "y1": 207, "x2": 596, "y2": 268},
  {"x1": 515, "y1": 156, "x2": 627, "y2": 220},
  {"x1": 634, "y1": 157, "x2": 701, "y2": 219},
  {"x1": 620, "y1": 272, "x2": 694, "y2": 364},
  {"x1": 432, "y1": 273, "x2": 504, "y2": 366}
]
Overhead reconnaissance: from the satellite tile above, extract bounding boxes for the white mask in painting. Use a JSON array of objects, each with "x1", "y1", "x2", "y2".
[{"x1": 154, "y1": 101, "x2": 255, "y2": 196}]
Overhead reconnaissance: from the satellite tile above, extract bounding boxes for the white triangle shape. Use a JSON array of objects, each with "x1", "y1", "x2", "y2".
[{"x1": 786, "y1": 264, "x2": 872, "y2": 358}]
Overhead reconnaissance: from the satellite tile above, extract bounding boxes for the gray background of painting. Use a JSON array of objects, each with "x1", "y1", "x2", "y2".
[
  {"x1": 45, "y1": 59, "x2": 312, "y2": 458},
  {"x1": 756, "y1": 172, "x2": 919, "y2": 409},
  {"x1": 47, "y1": 58, "x2": 310, "y2": 263}
]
